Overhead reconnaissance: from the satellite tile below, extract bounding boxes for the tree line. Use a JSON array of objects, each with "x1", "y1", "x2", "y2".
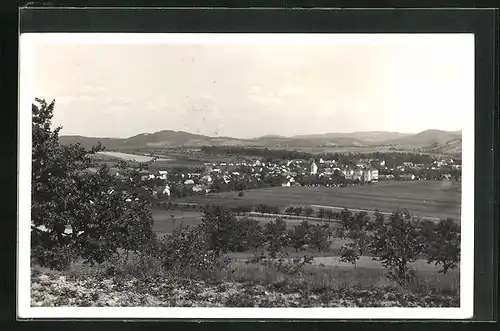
[{"x1": 200, "y1": 146, "x2": 452, "y2": 167}]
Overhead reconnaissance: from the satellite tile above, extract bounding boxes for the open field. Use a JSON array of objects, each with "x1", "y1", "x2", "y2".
[
  {"x1": 152, "y1": 210, "x2": 203, "y2": 234},
  {"x1": 181, "y1": 180, "x2": 461, "y2": 220},
  {"x1": 93, "y1": 151, "x2": 207, "y2": 169},
  {"x1": 151, "y1": 209, "x2": 338, "y2": 236},
  {"x1": 96, "y1": 151, "x2": 158, "y2": 162}
]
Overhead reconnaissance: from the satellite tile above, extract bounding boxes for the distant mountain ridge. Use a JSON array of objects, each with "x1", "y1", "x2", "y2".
[{"x1": 59, "y1": 129, "x2": 462, "y2": 155}]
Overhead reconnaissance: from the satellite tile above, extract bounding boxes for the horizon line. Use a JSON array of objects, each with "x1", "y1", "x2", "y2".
[{"x1": 58, "y1": 128, "x2": 463, "y2": 140}]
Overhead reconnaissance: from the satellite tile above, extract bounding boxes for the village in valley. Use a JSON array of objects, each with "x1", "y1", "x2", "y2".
[{"x1": 107, "y1": 151, "x2": 462, "y2": 201}]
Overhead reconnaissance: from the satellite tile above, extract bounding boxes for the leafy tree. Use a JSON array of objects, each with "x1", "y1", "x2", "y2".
[
  {"x1": 368, "y1": 211, "x2": 425, "y2": 284},
  {"x1": 269, "y1": 206, "x2": 281, "y2": 215},
  {"x1": 293, "y1": 206, "x2": 303, "y2": 219},
  {"x1": 422, "y1": 218, "x2": 461, "y2": 274},
  {"x1": 308, "y1": 223, "x2": 333, "y2": 252},
  {"x1": 31, "y1": 98, "x2": 156, "y2": 268},
  {"x1": 238, "y1": 217, "x2": 265, "y2": 252},
  {"x1": 285, "y1": 206, "x2": 295, "y2": 219},
  {"x1": 289, "y1": 221, "x2": 311, "y2": 252},
  {"x1": 339, "y1": 212, "x2": 371, "y2": 268},
  {"x1": 316, "y1": 208, "x2": 326, "y2": 220},
  {"x1": 238, "y1": 205, "x2": 252, "y2": 214},
  {"x1": 325, "y1": 209, "x2": 335, "y2": 221},
  {"x1": 255, "y1": 203, "x2": 271, "y2": 217},
  {"x1": 336, "y1": 208, "x2": 354, "y2": 238},
  {"x1": 264, "y1": 218, "x2": 289, "y2": 257},
  {"x1": 339, "y1": 244, "x2": 361, "y2": 268},
  {"x1": 199, "y1": 204, "x2": 239, "y2": 256},
  {"x1": 158, "y1": 225, "x2": 227, "y2": 280},
  {"x1": 367, "y1": 210, "x2": 385, "y2": 231}
]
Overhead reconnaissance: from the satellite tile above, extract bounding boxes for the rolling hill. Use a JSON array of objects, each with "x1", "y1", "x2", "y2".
[
  {"x1": 385, "y1": 129, "x2": 461, "y2": 146},
  {"x1": 383, "y1": 129, "x2": 462, "y2": 155},
  {"x1": 59, "y1": 129, "x2": 462, "y2": 155},
  {"x1": 291, "y1": 131, "x2": 412, "y2": 144}
]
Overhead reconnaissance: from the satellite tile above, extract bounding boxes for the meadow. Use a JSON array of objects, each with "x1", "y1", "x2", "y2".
[
  {"x1": 33, "y1": 184, "x2": 462, "y2": 308},
  {"x1": 31, "y1": 258, "x2": 459, "y2": 307},
  {"x1": 152, "y1": 209, "x2": 339, "y2": 235},
  {"x1": 181, "y1": 180, "x2": 461, "y2": 220}
]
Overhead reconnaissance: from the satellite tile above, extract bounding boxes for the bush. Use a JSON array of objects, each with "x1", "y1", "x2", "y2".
[
  {"x1": 271, "y1": 254, "x2": 314, "y2": 276},
  {"x1": 158, "y1": 225, "x2": 230, "y2": 280},
  {"x1": 31, "y1": 242, "x2": 75, "y2": 271}
]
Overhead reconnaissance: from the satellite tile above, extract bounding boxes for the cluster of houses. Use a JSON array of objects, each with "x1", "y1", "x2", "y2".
[
  {"x1": 108, "y1": 154, "x2": 460, "y2": 199},
  {"x1": 304, "y1": 158, "x2": 379, "y2": 184}
]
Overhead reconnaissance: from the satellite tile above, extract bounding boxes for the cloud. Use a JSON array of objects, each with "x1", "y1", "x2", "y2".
[{"x1": 277, "y1": 86, "x2": 306, "y2": 97}]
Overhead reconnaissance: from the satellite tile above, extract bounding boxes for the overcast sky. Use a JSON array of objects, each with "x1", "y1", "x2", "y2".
[{"x1": 30, "y1": 34, "x2": 474, "y2": 139}]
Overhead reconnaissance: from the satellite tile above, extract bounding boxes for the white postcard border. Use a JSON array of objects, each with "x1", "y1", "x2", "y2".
[{"x1": 18, "y1": 33, "x2": 475, "y2": 320}]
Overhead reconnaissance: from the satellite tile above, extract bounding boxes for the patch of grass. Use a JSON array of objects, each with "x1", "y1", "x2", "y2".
[
  {"x1": 219, "y1": 260, "x2": 459, "y2": 297},
  {"x1": 181, "y1": 181, "x2": 461, "y2": 220}
]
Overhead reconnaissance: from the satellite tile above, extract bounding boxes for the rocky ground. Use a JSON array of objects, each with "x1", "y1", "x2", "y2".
[{"x1": 31, "y1": 269, "x2": 459, "y2": 308}]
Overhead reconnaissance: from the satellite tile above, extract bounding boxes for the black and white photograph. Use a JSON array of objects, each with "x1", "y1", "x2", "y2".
[{"x1": 18, "y1": 33, "x2": 474, "y2": 319}]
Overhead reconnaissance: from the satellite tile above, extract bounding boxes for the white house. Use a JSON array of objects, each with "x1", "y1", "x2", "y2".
[
  {"x1": 163, "y1": 185, "x2": 171, "y2": 196},
  {"x1": 310, "y1": 161, "x2": 318, "y2": 175},
  {"x1": 354, "y1": 168, "x2": 364, "y2": 180},
  {"x1": 362, "y1": 170, "x2": 372, "y2": 182}
]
